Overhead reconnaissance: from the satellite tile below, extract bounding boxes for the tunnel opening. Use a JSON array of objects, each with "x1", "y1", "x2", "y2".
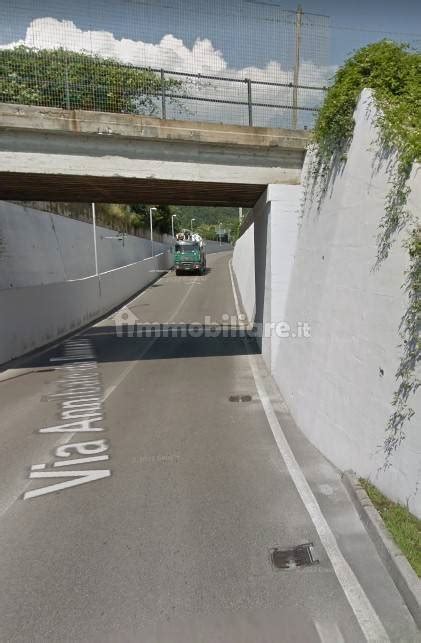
[{"x1": 0, "y1": 198, "x2": 257, "y2": 368}]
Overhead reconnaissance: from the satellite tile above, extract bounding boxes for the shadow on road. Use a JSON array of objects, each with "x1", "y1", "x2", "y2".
[{"x1": 27, "y1": 325, "x2": 260, "y2": 366}]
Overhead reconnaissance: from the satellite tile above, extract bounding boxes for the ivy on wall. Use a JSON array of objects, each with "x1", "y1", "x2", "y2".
[{"x1": 310, "y1": 41, "x2": 420, "y2": 462}]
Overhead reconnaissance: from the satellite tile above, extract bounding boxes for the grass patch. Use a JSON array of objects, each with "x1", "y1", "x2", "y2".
[{"x1": 360, "y1": 479, "x2": 421, "y2": 577}]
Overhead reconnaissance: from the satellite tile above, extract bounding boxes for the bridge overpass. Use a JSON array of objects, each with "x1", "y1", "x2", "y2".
[{"x1": 0, "y1": 103, "x2": 310, "y2": 206}]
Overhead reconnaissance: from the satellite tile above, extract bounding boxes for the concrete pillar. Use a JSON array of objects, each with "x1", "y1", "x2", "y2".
[{"x1": 253, "y1": 185, "x2": 302, "y2": 368}]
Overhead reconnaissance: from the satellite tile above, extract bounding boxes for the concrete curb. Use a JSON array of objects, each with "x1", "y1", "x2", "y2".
[{"x1": 342, "y1": 470, "x2": 421, "y2": 629}]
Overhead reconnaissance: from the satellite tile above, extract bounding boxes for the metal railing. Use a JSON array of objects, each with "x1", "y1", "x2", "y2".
[
  {"x1": 0, "y1": 57, "x2": 328, "y2": 130},
  {"x1": 156, "y1": 67, "x2": 327, "y2": 128}
]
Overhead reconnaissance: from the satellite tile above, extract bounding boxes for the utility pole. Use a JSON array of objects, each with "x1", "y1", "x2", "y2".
[
  {"x1": 239, "y1": 207, "x2": 243, "y2": 224},
  {"x1": 292, "y1": 5, "x2": 303, "y2": 130}
]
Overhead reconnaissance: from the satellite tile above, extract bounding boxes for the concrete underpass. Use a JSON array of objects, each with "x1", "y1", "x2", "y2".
[
  {"x1": 0, "y1": 96, "x2": 420, "y2": 642},
  {"x1": 0, "y1": 246, "x2": 418, "y2": 642},
  {"x1": 0, "y1": 104, "x2": 308, "y2": 205}
]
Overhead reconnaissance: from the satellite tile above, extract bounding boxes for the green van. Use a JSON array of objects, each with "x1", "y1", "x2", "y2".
[{"x1": 174, "y1": 240, "x2": 206, "y2": 275}]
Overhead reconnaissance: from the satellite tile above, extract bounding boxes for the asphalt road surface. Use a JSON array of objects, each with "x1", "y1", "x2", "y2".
[{"x1": 0, "y1": 249, "x2": 419, "y2": 642}]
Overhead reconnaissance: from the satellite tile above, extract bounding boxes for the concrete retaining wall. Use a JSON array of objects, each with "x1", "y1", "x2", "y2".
[
  {"x1": 232, "y1": 90, "x2": 421, "y2": 517},
  {"x1": 0, "y1": 202, "x2": 172, "y2": 364},
  {"x1": 232, "y1": 223, "x2": 255, "y2": 323}
]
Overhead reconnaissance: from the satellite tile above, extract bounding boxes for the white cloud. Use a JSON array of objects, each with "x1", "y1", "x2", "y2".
[{"x1": 3, "y1": 17, "x2": 335, "y2": 126}]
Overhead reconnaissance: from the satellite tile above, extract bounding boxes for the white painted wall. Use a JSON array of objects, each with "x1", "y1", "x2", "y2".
[
  {"x1": 232, "y1": 223, "x2": 255, "y2": 323},
  {"x1": 0, "y1": 201, "x2": 170, "y2": 288},
  {"x1": 0, "y1": 202, "x2": 172, "y2": 363},
  {"x1": 233, "y1": 90, "x2": 421, "y2": 516},
  {"x1": 258, "y1": 185, "x2": 301, "y2": 366}
]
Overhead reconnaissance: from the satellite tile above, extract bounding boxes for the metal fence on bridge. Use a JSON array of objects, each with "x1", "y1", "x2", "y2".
[{"x1": 0, "y1": 0, "x2": 330, "y2": 129}]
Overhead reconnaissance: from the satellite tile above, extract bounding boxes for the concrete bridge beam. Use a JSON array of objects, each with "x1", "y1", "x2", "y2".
[{"x1": 0, "y1": 103, "x2": 310, "y2": 205}]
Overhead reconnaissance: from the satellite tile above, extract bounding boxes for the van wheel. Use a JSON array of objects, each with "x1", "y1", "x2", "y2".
[{"x1": 175, "y1": 269, "x2": 180, "y2": 276}]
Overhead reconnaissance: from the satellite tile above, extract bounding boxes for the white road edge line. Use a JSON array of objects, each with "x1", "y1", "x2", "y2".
[
  {"x1": 228, "y1": 257, "x2": 389, "y2": 643},
  {"x1": 228, "y1": 258, "x2": 241, "y2": 320}
]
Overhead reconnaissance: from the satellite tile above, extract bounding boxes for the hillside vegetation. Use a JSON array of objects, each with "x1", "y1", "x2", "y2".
[{"x1": 0, "y1": 45, "x2": 179, "y2": 115}]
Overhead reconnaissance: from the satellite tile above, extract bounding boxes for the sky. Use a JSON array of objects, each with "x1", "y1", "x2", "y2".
[
  {"x1": 304, "y1": 0, "x2": 421, "y2": 62},
  {"x1": 3, "y1": 0, "x2": 421, "y2": 68}
]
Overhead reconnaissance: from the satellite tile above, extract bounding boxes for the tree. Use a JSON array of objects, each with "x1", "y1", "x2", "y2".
[
  {"x1": 0, "y1": 46, "x2": 181, "y2": 115},
  {"x1": 130, "y1": 204, "x2": 172, "y2": 234},
  {"x1": 170, "y1": 205, "x2": 247, "y2": 241}
]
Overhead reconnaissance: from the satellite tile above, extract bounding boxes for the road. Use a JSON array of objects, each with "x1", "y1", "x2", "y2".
[{"x1": 0, "y1": 248, "x2": 418, "y2": 642}]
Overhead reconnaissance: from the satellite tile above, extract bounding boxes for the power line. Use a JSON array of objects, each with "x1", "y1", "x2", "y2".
[{"x1": 331, "y1": 24, "x2": 421, "y2": 39}]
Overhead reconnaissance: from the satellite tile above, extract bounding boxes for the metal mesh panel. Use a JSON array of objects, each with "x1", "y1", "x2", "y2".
[
  {"x1": 0, "y1": 0, "x2": 330, "y2": 129},
  {"x1": 331, "y1": 24, "x2": 421, "y2": 60}
]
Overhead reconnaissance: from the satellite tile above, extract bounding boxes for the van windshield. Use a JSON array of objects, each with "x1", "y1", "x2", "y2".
[{"x1": 175, "y1": 243, "x2": 198, "y2": 253}]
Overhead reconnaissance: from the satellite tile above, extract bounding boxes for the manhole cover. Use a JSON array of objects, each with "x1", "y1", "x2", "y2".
[
  {"x1": 270, "y1": 543, "x2": 318, "y2": 570},
  {"x1": 229, "y1": 394, "x2": 252, "y2": 403}
]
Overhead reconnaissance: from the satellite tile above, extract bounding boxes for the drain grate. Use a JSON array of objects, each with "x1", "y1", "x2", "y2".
[
  {"x1": 229, "y1": 394, "x2": 252, "y2": 403},
  {"x1": 270, "y1": 543, "x2": 318, "y2": 570}
]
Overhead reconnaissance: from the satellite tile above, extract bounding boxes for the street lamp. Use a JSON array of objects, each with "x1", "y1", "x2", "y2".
[
  {"x1": 149, "y1": 207, "x2": 157, "y2": 257},
  {"x1": 191, "y1": 218, "x2": 196, "y2": 232},
  {"x1": 219, "y1": 221, "x2": 222, "y2": 246},
  {"x1": 171, "y1": 213, "x2": 177, "y2": 238}
]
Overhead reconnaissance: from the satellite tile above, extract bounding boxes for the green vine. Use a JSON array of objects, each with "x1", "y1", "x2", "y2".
[
  {"x1": 311, "y1": 41, "x2": 421, "y2": 462},
  {"x1": 385, "y1": 229, "x2": 421, "y2": 456}
]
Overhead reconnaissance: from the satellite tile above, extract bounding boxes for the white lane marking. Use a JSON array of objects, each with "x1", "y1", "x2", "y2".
[
  {"x1": 229, "y1": 259, "x2": 389, "y2": 641},
  {"x1": 315, "y1": 621, "x2": 345, "y2": 643},
  {"x1": 103, "y1": 277, "x2": 196, "y2": 400},
  {"x1": 95, "y1": 271, "x2": 172, "y2": 329},
  {"x1": 102, "y1": 336, "x2": 159, "y2": 400}
]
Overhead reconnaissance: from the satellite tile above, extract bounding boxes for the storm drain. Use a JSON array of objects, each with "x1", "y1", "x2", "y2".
[
  {"x1": 229, "y1": 394, "x2": 252, "y2": 403},
  {"x1": 270, "y1": 543, "x2": 318, "y2": 570}
]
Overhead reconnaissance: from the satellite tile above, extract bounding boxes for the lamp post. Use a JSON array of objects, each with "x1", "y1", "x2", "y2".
[
  {"x1": 191, "y1": 218, "x2": 196, "y2": 233},
  {"x1": 171, "y1": 213, "x2": 177, "y2": 238},
  {"x1": 219, "y1": 221, "x2": 222, "y2": 246},
  {"x1": 149, "y1": 207, "x2": 157, "y2": 257}
]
